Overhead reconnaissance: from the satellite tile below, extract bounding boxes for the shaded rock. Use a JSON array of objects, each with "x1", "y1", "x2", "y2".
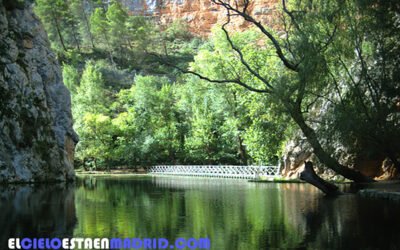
[
  {"x1": 282, "y1": 130, "x2": 398, "y2": 181},
  {"x1": 22, "y1": 38, "x2": 33, "y2": 49},
  {"x1": 0, "y1": 1, "x2": 77, "y2": 183}
]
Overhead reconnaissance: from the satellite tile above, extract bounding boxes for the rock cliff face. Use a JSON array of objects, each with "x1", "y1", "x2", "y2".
[
  {"x1": 282, "y1": 121, "x2": 399, "y2": 181},
  {"x1": 0, "y1": 0, "x2": 78, "y2": 183},
  {"x1": 122, "y1": 0, "x2": 279, "y2": 36}
]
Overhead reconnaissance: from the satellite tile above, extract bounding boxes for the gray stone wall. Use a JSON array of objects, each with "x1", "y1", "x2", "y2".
[{"x1": 0, "y1": 0, "x2": 78, "y2": 183}]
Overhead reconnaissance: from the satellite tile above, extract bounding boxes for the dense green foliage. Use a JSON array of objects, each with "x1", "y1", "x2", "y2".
[
  {"x1": 36, "y1": 0, "x2": 289, "y2": 169},
  {"x1": 192, "y1": 0, "x2": 400, "y2": 181},
  {"x1": 73, "y1": 177, "x2": 308, "y2": 248},
  {"x1": 35, "y1": 0, "x2": 399, "y2": 175}
]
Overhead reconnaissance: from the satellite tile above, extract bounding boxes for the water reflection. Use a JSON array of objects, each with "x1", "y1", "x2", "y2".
[
  {"x1": 0, "y1": 183, "x2": 76, "y2": 248},
  {"x1": 74, "y1": 176, "x2": 400, "y2": 249},
  {"x1": 1, "y1": 177, "x2": 400, "y2": 249},
  {"x1": 298, "y1": 194, "x2": 400, "y2": 249}
]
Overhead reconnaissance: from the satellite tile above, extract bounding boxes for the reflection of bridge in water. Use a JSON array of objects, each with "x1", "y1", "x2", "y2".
[{"x1": 148, "y1": 165, "x2": 281, "y2": 179}]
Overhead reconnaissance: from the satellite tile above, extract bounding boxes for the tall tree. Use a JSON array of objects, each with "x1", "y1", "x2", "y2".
[
  {"x1": 35, "y1": 0, "x2": 69, "y2": 51},
  {"x1": 69, "y1": 0, "x2": 96, "y2": 49},
  {"x1": 35, "y1": 0, "x2": 83, "y2": 52},
  {"x1": 106, "y1": 1, "x2": 130, "y2": 51},
  {"x1": 175, "y1": 0, "x2": 400, "y2": 183},
  {"x1": 90, "y1": 7, "x2": 114, "y2": 63}
]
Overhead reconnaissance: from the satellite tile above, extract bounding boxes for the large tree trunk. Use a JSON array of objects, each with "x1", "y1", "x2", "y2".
[
  {"x1": 300, "y1": 162, "x2": 341, "y2": 196},
  {"x1": 289, "y1": 106, "x2": 374, "y2": 183}
]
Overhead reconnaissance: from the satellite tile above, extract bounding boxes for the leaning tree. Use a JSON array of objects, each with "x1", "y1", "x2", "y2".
[{"x1": 164, "y1": 0, "x2": 400, "y2": 193}]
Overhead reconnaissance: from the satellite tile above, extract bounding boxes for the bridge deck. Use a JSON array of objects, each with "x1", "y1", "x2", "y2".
[{"x1": 148, "y1": 165, "x2": 281, "y2": 179}]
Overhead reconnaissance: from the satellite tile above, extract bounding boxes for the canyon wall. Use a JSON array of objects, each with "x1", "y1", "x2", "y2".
[
  {"x1": 0, "y1": 0, "x2": 78, "y2": 183},
  {"x1": 121, "y1": 0, "x2": 280, "y2": 36}
]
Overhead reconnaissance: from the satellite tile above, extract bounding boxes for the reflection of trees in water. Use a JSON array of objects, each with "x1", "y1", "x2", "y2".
[
  {"x1": 296, "y1": 194, "x2": 400, "y2": 249},
  {"x1": 73, "y1": 176, "x2": 400, "y2": 249},
  {"x1": 79, "y1": 176, "x2": 97, "y2": 190},
  {"x1": 74, "y1": 177, "x2": 312, "y2": 248},
  {"x1": 0, "y1": 183, "x2": 76, "y2": 248},
  {"x1": 275, "y1": 184, "x2": 400, "y2": 249}
]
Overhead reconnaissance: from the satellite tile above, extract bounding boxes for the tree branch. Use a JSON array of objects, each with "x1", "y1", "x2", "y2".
[
  {"x1": 212, "y1": 0, "x2": 299, "y2": 72},
  {"x1": 221, "y1": 13, "x2": 274, "y2": 90},
  {"x1": 148, "y1": 52, "x2": 272, "y2": 93}
]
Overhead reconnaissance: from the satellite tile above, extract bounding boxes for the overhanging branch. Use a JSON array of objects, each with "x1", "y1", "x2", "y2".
[
  {"x1": 221, "y1": 13, "x2": 274, "y2": 91},
  {"x1": 148, "y1": 52, "x2": 272, "y2": 93},
  {"x1": 212, "y1": 0, "x2": 299, "y2": 72}
]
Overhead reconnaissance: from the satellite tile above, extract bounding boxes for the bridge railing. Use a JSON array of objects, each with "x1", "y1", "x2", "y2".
[{"x1": 148, "y1": 165, "x2": 281, "y2": 179}]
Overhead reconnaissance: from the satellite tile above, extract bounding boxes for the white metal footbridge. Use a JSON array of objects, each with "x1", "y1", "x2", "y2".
[{"x1": 148, "y1": 165, "x2": 281, "y2": 179}]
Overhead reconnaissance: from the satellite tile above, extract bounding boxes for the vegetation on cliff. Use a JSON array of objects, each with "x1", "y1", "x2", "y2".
[
  {"x1": 34, "y1": 0, "x2": 399, "y2": 181},
  {"x1": 34, "y1": 0, "x2": 289, "y2": 170}
]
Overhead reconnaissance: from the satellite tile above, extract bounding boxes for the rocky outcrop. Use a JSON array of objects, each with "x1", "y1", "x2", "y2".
[
  {"x1": 122, "y1": 0, "x2": 280, "y2": 36},
  {"x1": 0, "y1": 0, "x2": 78, "y2": 183},
  {"x1": 282, "y1": 130, "x2": 398, "y2": 181},
  {"x1": 158, "y1": 0, "x2": 280, "y2": 36}
]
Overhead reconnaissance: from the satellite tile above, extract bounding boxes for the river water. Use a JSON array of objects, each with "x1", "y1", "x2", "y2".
[{"x1": 1, "y1": 175, "x2": 400, "y2": 249}]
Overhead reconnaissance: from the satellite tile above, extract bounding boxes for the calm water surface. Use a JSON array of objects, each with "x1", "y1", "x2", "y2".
[{"x1": 1, "y1": 175, "x2": 400, "y2": 249}]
